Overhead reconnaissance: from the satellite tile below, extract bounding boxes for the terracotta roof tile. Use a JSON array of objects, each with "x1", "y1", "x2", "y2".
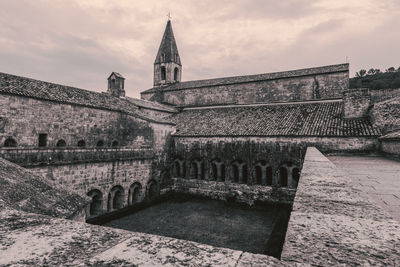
[
  {"x1": 171, "y1": 100, "x2": 380, "y2": 137},
  {"x1": 0, "y1": 72, "x2": 175, "y2": 125}
]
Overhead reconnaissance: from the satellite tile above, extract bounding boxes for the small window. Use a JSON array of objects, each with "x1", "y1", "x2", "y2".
[
  {"x1": 77, "y1": 140, "x2": 86, "y2": 147},
  {"x1": 161, "y1": 66, "x2": 166, "y2": 80},
  {"x1": 174, "y1": 67, "x2": 179, "y2": 81},
  {"x1": 4, "y1": 137, "x2": 17, "y2": 147},
  {"x1": 111, "y1": 140, "x2": 119, "y2": 147},
  {"x1": 96, "y1": 140, "x2": 104, "y2": 147},
  {"x1": 38, "y1": 134, "x2": 47, "y2": 147},
  {"x1": 56, "y1": 139, "x2": 66, "y2": 147}
]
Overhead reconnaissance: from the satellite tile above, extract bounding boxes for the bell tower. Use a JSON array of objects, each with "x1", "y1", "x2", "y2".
[{"x1": 154, "y1": 19, "x2": 182, "y2": 86}]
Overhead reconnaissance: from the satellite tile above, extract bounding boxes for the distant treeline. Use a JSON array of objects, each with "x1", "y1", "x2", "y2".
[{"x1": 349, "y1": 67, "x2": 400, "y2": 89}]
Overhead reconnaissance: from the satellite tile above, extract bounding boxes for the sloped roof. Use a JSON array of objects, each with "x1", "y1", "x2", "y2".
[
  {"x1": 108, "y1": 72, "x2": 124, "y2": 80},
  {"x1": 0, "y1": 72, "x2": 174, "y2": 125},
  {"x1": 171, "y1": 100, "x2": 380, "y2": 137},
  {"x1": 0, "y1": 157, "x2": 87, "y2": 219},
  {"x1": 154, "y1": 20, "x2": 181, "y2": 65},
  {"x1": 379, "y1": 129, "x2": 400, "y2": 140},
  {"x1": 126, "y1": 96, "x2": 177, "y2": 113},
  {"x1": 142, "y1": 63, "x2": 349, "y2": 94}
]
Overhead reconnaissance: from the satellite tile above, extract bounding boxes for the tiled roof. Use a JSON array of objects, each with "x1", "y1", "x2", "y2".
[
  {"x1": 171, "y1": 100, "x2": 380, "y2": 137},
  {"x1": 126, "y1": 97, "x2": 177, "y2": 113},
  {"x1": 108, "y1": 72, "x2": 124, "y2": 79},
  {"x1": 142, "y1": 63, "x2": 349, "y2": 94},
  {"x1": 0, "y1": 72, "x2": 174, "y2": 125}
]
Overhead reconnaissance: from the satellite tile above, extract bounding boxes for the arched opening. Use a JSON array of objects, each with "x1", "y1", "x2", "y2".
[
  {"x1": 255, "y1": 165, "x2": 262, "y2": 185},
  {"x1": 147, "y1": 180, "x2": 159, "y2": 200},
  {"x1": 292, "y1": 167, "x2": 300, "y2": 187},
  {"x1": 266, "y1": 167, "x2": 273, "y2": 186},
  {"x1": 108, "y1": 186, "x2": 125, "y2": 211},
  {"x1": 232, "y1": 165, "x2": 239, "y2": 183},
  {"x1": 87, "y1": 189, "x2": 103, "y2": 216},
  {"x1": 211, "y1": 162, "x2": 218, "y2": 180},
  {"x1": 96, "y1": 140, "x2": 104, "y2": 147},
  {"x1": 242, "y1": 165, "x2": 248, "y2": 184},
  {"x1": 161, "y1": 66, "x2": 166, "y2": 80},
  {"x1": 56, "y1": 139, "x2": 66, "y2": 147},
  {"x1": 174, "y1": 67, "x2": 179, "y2": 81},
  {"x1": 128, "y1": 183, "x2": 142, "y2": 205},
  {"x1": 173, "y1": 160, "x2": 181, "y2": 177},
  {"x1": 191, "y1": 162, "x2": 199, "y2": 179},
  {"x1": 220, "y1": 164, "x2": 226, "y2": 181},
  {"x1": 77, "y1": 140, "x2": 86, "y2": 147},
  {"x1": 4, "y1": 137, "x2": 17, "y2": 147},
  {"x1": 280, "y1": 167, "x2": 288, "y2": 187},
  {"x1": 111, "y1": 140, "x2": 119, "y2": 147}
]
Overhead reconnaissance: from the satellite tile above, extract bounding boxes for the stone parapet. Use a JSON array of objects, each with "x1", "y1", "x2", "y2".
[
  {"x1": 0, "y1": 147, "x2": 154, "y2": 167},
  {"x1": 281, "y1": 147, "x2": 400, "y2": 266}
]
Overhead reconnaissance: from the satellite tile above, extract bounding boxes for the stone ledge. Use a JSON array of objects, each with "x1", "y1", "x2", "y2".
[{"x1": 281, "y1": 147, "x2": 400, "y2": 266}]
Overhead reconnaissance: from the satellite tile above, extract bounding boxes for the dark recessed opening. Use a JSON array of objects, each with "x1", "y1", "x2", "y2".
[{"x1": 38, "y1": 133, "x2": 47, "y2": 147}]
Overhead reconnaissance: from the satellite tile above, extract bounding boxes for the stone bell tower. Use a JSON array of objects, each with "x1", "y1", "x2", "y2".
[
  {"x1": 107, "y1": 72, "x2": 125, "y2": 97},
  {"x1": 154, "y1": 19, "x2": 182, "y2": 86}
]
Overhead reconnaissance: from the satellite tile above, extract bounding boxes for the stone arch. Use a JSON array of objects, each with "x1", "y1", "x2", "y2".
[
  {"x1": 190, "y1": 159, "x2": 204, "y2": 179},
  {"x1": 107, "y1": 185, "x2": 125, "y2": 211},
  {"x1": 56, "y1": 139, "x2": 66, "y2": 147},
  {"x1": 211, "y1": 158, "x2": 225, "y2": 182},
  {"x1": 231, "y1": 160, "x2": 247, "y2": 184},
  {"x1": 87, "y1": 189, "x2": 103, "y2": 216},
  {"x1": 279, "y1": 167, "x2": 288, "y2": 187},
  {"x1": 111, "y1": 140, "x2": 119, "y2": 147},
  {"x1": 77, "y1": 139, "x2": 86, "y2": 147},
  {"x1": 174, "y1": 67, "x2": 179, "y2": 81},
  {"x1": 147, "y1": 180, "x2": 159, "y2": 200},
  {"x1": 172, "y1": 158, "x2": 185, "y2": 178},
  {"x1": 255, "y1": 161, "x2": 273, "y2": 186},
  {"x1": 96, "y1": 140, "x2": 104, "y2": 147},
  {"x1": 4, "y1": 137, "x2": 17, "y2": 147},
  {"x1": 279, "y1": 162, "x2": 300, "y2": 188},
  {"x1": 128, "y1": 182, "x2": 142, "y2": 205}
]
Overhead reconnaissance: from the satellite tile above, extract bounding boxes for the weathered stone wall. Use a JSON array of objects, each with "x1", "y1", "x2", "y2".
[
  {"x1": 380, "y1": 140, "x2": 400, "y2": 156},
  {"x1": 370, "y1": 97, "x2": 400, "y2": 133},
  {"x1": 28, "y1": 157, "x2": 154, "y2": 215},
  {"x1": 370, "y1": 87, "x2": 400, "y2": 103},
  {"x1": 0, "y1": 94, "x2": 153, "y2": 148},
  {"x1": 142, "y1": 71, "x2": 348, "y2": 107},
  {"x1": 173, "y1": 136, "x2": 379, "y2": 153},
  {"x1": 281, "y1": 147, "x2": 400, "y2": 266},
  {"x1": 171, "y1": 178, "x2": 296, "y2": 205},
  {"x1": 343, "y1": 88, "x2": 371, "y2": 118}
]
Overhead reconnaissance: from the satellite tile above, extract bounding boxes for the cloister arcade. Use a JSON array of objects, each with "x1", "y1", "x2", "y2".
[{"x1": 170, "y1": 157, "x2": 300, "y2": 189}]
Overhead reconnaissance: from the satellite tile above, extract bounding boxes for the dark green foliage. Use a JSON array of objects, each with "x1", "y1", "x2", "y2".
[{"x1": 350, "y1": 67, "x2": 400, "y2": 89}]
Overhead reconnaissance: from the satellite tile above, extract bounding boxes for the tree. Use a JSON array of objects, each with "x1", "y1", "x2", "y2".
[
  {"x1": 368, "y1": 68, "x2": 375, "y2": 75},
  {"x1": 398, "y1": 66, "x2": 400, "y2": 72},
  {"x1": 356, "y1": 69, "x2": 367, "y2": 77},
  {"x1": 374, "y1": 69, "x2": 381, "y2": 74},
  {"x1": 386, "y1": 67, "x2": 395, "y2": 73}
]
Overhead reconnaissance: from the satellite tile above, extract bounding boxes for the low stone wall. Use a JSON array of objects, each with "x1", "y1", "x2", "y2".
[
  {"x1": 0, "y1": 147, "x2": 153, "y2": 167},
  {"x1": 281, "y1": 147, "x2": 400, "y2": 266},
  {"x1": 171, "y1": 178, "x2": 296, "y2": 206},
  {"x1": 380, "y1": 139, "x2": 400, "y2": 157}
]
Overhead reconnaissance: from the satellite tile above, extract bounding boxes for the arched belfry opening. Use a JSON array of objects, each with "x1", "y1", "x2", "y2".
[{"x1": 153, "y1": 20, "x2": 182, "y2": 86}]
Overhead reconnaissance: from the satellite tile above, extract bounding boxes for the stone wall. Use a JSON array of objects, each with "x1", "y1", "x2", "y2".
[
  {"x1": 370, "y1": 87, "x2": 400, "y2": 103},
  {"x1": 370, "y1": 97, "x2": 400, "y2": 133},
  {"x1": 142, "y1": 71, "x2": 348, "y2": 107},
  {"x1": 171, "y1": 178, "x2": 296, "y2": 206},
  {"x1": 28, "y1": 157, "x2": 154, "y2": 216},
  {"x1": 343, "y1": 88, "x2": 371, "y2": 118},
  {"x1": 172, "y1": 136, "x2": 379, "y2": 153},
  {"x1": 281, "y1": 147, "x2": 400, "y2": 266},
  {"x1": 0, "y1": 94, "x2": 153, "y2": 148},
  {"x1": 380, "y1": 139, "x2": 400, "y2": 157}
]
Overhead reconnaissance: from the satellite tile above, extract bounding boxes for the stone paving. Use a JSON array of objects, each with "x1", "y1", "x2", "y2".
[{"x1": 329, "y1": 155, "x2": 400, "y2": 222}]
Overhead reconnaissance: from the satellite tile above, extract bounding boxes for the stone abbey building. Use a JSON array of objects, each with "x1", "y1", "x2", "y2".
[{"x1": 1, "y1": 20, "x2": 399, "y2": 265}]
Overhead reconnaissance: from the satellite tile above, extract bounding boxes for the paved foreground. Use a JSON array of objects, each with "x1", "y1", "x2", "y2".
[{"x1": 329, "y1": 155, "x2": 400, "y2": 222}]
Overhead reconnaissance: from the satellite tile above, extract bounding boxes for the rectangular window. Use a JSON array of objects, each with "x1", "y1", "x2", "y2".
[{"x1": 38, "y1": 133, "x2": 47, "y2": 147}]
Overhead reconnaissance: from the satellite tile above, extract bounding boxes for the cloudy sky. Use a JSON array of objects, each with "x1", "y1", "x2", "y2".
[{"x1": 0, "y1": 0, "x2": 399, "y2": 98}]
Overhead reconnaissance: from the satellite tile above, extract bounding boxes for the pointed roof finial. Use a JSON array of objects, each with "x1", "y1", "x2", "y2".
[{"x1": 167, "y1": 12, "x2": 172, "y2": 21}]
